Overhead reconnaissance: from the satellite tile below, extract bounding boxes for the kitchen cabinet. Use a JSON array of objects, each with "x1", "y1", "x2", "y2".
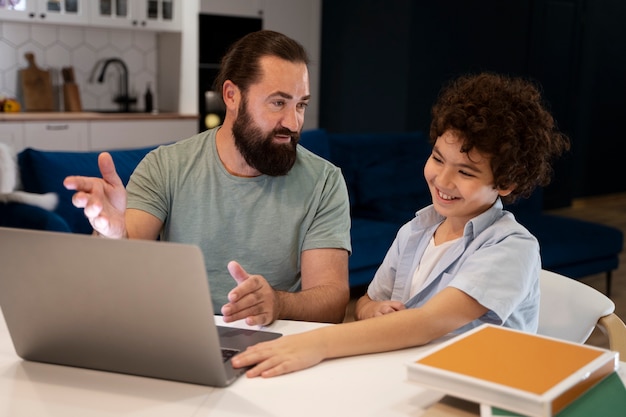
[
  {"x1": 0, "y1": 123, "x2": 25, "y2": 152},
  {"x1": 0, "y1": 116, "x2": 196, "y2": 152},
  {"x1": 89, "y1": 119, "x2": 196, "y2": 150},
  {"x1": 91, "y1": 0, "x2": 181, "y2": 32},
  {"x1": 24, "y1": 121, "x2": 89, "y2": 151},
  {"x1": 0, "y1": 1, "x2": 179, "y2": 31},
  {"x1": 0, "y1": 0, "x2": 88, "y2": 25}
]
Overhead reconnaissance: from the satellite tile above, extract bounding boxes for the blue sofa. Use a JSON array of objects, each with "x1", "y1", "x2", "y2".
[{"x1": 0, "y1": 129, "x2": 622, "y2": 294}]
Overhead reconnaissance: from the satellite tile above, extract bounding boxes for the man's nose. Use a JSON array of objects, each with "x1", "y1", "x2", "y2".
[{"x1": 281, "y1": 107, "x2": 302, "y2": 132}]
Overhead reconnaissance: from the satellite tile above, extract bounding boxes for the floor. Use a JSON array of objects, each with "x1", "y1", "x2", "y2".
[{"x1": 344, "y1": 192, "x2": 626, "y2": 349}]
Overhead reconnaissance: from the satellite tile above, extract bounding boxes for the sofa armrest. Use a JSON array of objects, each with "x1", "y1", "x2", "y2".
[
  {"x1": 0, "y1": 202, "x2": 71, "y2": 232},
  {"x1": 18, "y1": 146, "x2": 156, "y2": 234}
]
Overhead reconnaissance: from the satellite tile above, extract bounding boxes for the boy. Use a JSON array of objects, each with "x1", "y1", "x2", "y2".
[{"x1": 231, "y1": 72, "x2": 570, "y2": 377}]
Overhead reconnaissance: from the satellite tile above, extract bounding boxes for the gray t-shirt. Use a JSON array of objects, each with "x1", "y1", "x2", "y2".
[{"x1": 126, "y1": 127, "x2": 352, "y2": 312}]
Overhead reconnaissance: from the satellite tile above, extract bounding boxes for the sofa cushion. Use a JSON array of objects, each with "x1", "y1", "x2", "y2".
[
  {"x1": 18, "y1": 146, "x2": 155, "y2": 234},
  {"x1": 299, "y1": 128, "x2": 331, "y2": 160},
  {"x1": 349, "y1": 218, "x2": 399, "y2": 272}
]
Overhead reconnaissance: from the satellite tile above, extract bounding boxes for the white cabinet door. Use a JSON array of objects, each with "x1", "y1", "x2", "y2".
[
  {"x1": 24, "y1": 121, "x2": 89, "y2": 151},
  {"x1": 135, "y1": 0, "x2": 181, "y2": 31},
  {"x1": 34, "y1": 0, "x2": 89, "y2": 25},
  {"x1": 89, "y1": 119, "x2": 196, "y2": 151},
  {"x1": 89, "y1": 0, "x2": 136, "y2": 29},
  {"x1": 0, "y1": 0, "x2": 36, "y2": 22},
  {"x1": 0, "y1": 123, "x2": 25, "y2": 153},
  {"x1": 91, "y1": 0, "x2": 181, "y2": 32},
  {"x1": 0, "y1": 0, "x2": 88, "y2": 25}
]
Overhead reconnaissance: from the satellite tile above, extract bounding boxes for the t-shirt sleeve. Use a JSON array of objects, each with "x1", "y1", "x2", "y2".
[
  {"x1": 126, "y1": 149, "x2": 169, "y2": 222},
  {"x1": 448, "y1": 232, "x2": 540, "y2": 325},
  {"x1": 301, "y1": 165, "x2": 352, "y2": 254}
]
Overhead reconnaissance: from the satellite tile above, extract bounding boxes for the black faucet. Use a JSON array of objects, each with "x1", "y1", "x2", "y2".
[{"x1": 97, "y1": 58, "x2": 137, "y2": 112}]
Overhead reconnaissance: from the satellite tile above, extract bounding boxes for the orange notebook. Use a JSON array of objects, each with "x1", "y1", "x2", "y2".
[{"x1": 407, "y1": 324, "x2": 618, "y2": 417}]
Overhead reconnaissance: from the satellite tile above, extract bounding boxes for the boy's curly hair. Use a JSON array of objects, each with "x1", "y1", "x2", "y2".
[{"x1": 429, "y1": 72, "x2": 570, "y2": 204}]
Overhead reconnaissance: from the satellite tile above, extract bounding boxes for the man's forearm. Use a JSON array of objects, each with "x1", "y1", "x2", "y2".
[{"x1": 276, "y1": 285, "x2": 350, "y2": 323}]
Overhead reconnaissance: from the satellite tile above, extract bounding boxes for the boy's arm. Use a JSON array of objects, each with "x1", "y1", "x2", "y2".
[{"x1": 232, "y1": 286, "x2": 487, "y2": 377}]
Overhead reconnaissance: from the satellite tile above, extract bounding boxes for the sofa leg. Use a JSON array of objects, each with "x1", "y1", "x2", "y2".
[{"x1": 606, "y1": 270, "x2": 613, "y2": 298}]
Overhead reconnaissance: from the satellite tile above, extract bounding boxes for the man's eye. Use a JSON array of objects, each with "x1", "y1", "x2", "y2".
[
  {"x1": 459, "y1": 170, "x2": 474, "y2": 177},
  {"x1": 431, "y1": 155, "x2": 443, "y2": 163}
]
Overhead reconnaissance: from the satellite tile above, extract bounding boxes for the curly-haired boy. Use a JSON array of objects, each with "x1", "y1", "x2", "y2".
[{"x1": 232, "y1": 72, "x2": 570, "y2": 378}]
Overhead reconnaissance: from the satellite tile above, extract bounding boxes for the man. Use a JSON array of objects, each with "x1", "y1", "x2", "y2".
[{"x1": 64, "y1": 30, "x2": 351, "y2": 326}]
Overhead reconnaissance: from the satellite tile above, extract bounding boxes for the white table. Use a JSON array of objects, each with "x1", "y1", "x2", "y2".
[{"x1": 0, "y1": 312, "x2": 623, "y2": 416}]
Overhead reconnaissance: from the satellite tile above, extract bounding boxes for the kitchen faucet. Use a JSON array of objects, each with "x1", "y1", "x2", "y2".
[{"x1": 97, "y1": 58, "x2": 137, "y2": 112}]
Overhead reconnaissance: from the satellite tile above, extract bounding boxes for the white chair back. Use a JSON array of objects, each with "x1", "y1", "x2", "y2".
[{"x1": 537, "y1": 269, "x2": 615, "y2": 344}]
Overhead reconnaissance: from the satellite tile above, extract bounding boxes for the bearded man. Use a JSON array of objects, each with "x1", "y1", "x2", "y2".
[{"x1": 64, "y1": 31, "x2": 351, "y2": 325}]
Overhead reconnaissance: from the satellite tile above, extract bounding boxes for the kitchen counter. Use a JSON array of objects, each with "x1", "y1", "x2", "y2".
[{"x1": 0, "y1": 112, "x2": 198, "y2": 122}]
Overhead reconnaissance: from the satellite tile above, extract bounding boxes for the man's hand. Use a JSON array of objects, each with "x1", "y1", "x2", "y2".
[
  {"x1": 355, "y1": 295, "x2": 406, "y2": 320},
  {"x1": 221, "y1": 261, "x2": 282, "y2": 326},
  {"x1": 63, "y1": 152, "x2": 127, "y2": 238}
]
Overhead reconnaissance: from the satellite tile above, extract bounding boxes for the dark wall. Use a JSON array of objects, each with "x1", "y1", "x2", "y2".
[
  {"x1": 573, "y1": 0, "x2": 626, "y2": 197},
  {"x1": 320, "y1": 0, "x2": 626, "y2": 207},
  {"x1": 320, "y1": 0, "x2": 413, "y2": 132}
]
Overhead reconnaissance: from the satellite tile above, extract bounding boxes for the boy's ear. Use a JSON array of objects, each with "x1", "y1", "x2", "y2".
[{"x1": 497, "y1": 186, "x2": 515, "y2": 197}]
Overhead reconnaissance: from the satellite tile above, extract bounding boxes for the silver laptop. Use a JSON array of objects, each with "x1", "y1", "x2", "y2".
[{"x1": 0, "y1": 227, "x2": 281, "y2": 387}]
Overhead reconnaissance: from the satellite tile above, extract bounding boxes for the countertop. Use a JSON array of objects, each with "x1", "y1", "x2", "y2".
[{"x1": 0, "y1": 112, "x2": 198, "y2": 122}]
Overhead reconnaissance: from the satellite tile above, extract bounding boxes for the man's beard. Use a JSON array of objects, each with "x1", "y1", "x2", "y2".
[{"x1": 232, "y1": 100, "x2": 299, "y2": 176}]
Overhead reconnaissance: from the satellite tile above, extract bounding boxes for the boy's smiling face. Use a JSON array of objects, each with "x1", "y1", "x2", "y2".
[{"x1": 424, "y1": 130, "x2": 513, "y2": 228}]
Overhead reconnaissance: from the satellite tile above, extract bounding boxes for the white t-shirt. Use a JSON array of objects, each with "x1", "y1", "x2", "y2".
[{"x1": 410, "y1": 236, "x2": 460, "y2": 297}]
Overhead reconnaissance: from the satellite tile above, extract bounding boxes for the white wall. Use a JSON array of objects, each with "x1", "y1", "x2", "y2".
[{"x1": 0, "y1": 21, "x2": 157, "y2": 112}]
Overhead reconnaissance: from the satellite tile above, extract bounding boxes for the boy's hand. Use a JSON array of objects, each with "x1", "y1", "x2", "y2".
[
  {"x1": 231, "y1": 331, "x2": 325, "y2": 378},
  {"x1": 355, "y1": 298, "x2": 406, "y2": 320}
]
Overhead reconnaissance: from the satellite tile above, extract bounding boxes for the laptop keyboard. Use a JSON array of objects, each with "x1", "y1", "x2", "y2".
[{"x1": 221, "y1": 348, "x2": 239, "y2": 362}]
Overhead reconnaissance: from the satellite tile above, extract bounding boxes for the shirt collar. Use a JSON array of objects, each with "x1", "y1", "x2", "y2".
[{"x1": 412, "y1": 198, "x2": 504, "y2": 240}]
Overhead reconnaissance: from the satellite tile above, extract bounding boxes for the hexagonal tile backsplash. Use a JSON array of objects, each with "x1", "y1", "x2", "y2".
[{"x1": 0, "y1": 21, "x2": 157, "y2": 112}]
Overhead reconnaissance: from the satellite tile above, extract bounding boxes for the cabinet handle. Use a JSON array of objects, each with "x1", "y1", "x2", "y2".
[{"x1": 45, "y1": 124, "x2": 69, "y2": 131}]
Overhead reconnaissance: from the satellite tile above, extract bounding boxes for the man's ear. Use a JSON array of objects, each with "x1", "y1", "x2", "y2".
[{"x1": 222, "y1": 80, "x2": 240, "y2": 110}]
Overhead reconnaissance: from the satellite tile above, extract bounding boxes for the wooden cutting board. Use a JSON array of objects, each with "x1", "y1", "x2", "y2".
[
  {"x1": 19, "y1": 52, "x2": 54, "y2": 112},
  {"x1": 62, "y1": 66, "x2": 82, "y2": 112}
]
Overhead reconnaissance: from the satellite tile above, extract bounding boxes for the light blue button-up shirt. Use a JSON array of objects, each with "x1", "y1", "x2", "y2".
[{"x1": 367, "y1": 199, "x2": 540, "y2": 334}]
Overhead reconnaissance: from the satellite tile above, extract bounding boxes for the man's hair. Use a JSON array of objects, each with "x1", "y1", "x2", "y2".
[
  {"x1": 213, "y1": 30, "x2": 309, "y2": 96},
  {"x1": 429, "y1": 72, "x2": 570, "y2": 203}
]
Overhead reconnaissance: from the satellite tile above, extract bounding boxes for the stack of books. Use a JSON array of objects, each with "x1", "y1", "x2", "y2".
[{"x1": 407, "y1": 324, "x2": 625, "y2": 417}]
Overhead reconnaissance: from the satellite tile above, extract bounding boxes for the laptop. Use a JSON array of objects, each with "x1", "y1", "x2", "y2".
[{"x1": 0, "y1": 227, "x2": 281, "y2": 387}]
